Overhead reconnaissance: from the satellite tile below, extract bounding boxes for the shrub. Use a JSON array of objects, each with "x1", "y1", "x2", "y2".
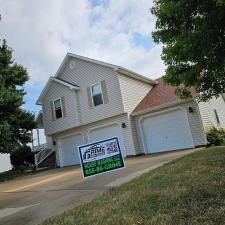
[
  {"x1": 10, "y1": 145, "x2": 35, "y2": 170},
  {"x1": 206, "y1": 127, "x2": 225, "y2": 146}
]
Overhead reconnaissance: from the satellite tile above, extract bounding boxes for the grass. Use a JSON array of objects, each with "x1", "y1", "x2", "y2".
[
  {"x1": 41, "y1": 146, "x2": 225, "y2": 225},
  {"x1": 0, "y1": 169, "x2": 30, "y2": 182}
]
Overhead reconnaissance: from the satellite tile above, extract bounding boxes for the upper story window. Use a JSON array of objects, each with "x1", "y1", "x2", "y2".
[
  {"x1": 54, "y1": 99, "x2": 63, "y2": 119},
  {"x1": 91, "y1": 83, "x2": 103, "y2": 107}
]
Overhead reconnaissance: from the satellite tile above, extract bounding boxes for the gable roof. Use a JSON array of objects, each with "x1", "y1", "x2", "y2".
[
  {"x1": 132, "y1": 77, "x2": 197, "y2": 114},
  {"x1": 55, "y1": 53, "x2": 157, "y2": 85},
  {"x1": 36, "y1": 76, "x2": 79, "y2": 105}
]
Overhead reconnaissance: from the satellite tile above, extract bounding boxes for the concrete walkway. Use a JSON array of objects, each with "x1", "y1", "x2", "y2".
[{"x1": 0, "y1": 148, "x2": 198, "y2": 225}]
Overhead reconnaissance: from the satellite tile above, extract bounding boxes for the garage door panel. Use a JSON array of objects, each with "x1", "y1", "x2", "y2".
[
  {"x1": 142, "y1": 109, "x2": 193, "y2": 153},
  {"x1": 60, "y1": 134, "x2": 84, "y2": 167},
  {"x1": 89, "y1": 124, "x2": 125, "y2": 157}
]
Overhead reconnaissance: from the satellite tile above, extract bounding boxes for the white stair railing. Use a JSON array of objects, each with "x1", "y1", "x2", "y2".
[
  {"x1": 33, "y1": 143, "x2": 49, "y2": 152},
  {"x1": 34, "y1": 143, "x2": 54, "y2": 167}
]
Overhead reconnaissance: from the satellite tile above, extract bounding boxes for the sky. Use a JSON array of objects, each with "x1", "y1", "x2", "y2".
[{"x1": 0, "y1": 0, "x2": 165, "y2": 114}]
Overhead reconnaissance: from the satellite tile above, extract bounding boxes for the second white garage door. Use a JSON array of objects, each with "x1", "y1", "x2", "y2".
[
  {"x1": 89, "y1": 124, "x2": 126, "y2": 157},
  {"x1": 59, "y1": 133, "x2": 84, "y2": 167},
  {"x1": 141, "y1": 109, "x2": 194, "y2": 153}
]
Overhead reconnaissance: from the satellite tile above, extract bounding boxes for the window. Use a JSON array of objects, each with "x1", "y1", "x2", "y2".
[
  {"x1": 214, "y1": 109, "x2": 220, "y2": 124},
  {"x1": 91, "y1": 83, "x2": 103, "y2": 107},
  {"x1": 54, "y1": 99, "x2": 63, "y2": 119}
]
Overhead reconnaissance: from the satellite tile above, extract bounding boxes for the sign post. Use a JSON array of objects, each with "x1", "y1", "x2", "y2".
[{"x1": 78, "y1": 137, "x2": 125, "y2": 178}]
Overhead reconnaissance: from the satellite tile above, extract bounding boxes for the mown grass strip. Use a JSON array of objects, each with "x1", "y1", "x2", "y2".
[{"x1": 41, "y1": 146, "x2": 225, "y2": 225}]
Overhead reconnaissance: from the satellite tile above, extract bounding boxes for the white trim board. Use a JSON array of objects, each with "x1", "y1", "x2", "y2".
[
  {"x1": 55, "y1": 53, "x2": 157, "y2": 85},
  {"x1": 36, "y1": 77, "x2": 80, "y2": 105}
]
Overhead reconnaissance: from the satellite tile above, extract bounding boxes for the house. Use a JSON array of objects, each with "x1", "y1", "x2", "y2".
[
  {"x1": 35, "y1": 53, "x2": 208, "y2": 168},
  {"x1": 198, "y1": 94, "x2": 225, "y2": 130}
]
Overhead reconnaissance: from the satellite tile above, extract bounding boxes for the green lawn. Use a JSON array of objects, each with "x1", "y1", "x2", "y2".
[
  {"x1": 0, "y1": 169, "x2": 30, "y2": 182},
  {"x1": 41, "y1": 146, "x2": 225, "y2": 225}
]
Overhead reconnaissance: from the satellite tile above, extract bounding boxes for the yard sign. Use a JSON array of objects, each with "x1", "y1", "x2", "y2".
[{"x1": 78, "y1": 137, "x2": 125, "y2": 178}]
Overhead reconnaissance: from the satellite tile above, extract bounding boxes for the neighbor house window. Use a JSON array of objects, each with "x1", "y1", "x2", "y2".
[
  {"x1": 214, "y1": 109, "x2": 220, "y2": 124},
  {"x1": 91, "y1": 83, "x2": 103, "y2": 106},
  {"x1": 54, "y1": 99, "x2": 63, "y2": 119}
]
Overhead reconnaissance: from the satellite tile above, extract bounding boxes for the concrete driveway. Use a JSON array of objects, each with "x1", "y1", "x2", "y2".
[{"x1": 0, "y1": 149, "x2": 198, "y2": 225}]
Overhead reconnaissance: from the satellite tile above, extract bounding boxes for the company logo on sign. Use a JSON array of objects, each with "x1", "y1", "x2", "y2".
[
  {"x1": 78, "y1": 137, "x2": 125, "y2": 178},
  {"x1": 82, "y1": 144, "x2": 105, "y2": 161}
]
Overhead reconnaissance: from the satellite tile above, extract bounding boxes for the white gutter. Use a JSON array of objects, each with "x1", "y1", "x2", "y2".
[
  {"x1": 36, "y1": 77, "x2": 80, "y2": 105},
  {"x1": 51, "y1": 77, "x2": 80, "y2": 90},
  {"x1": 131, "y1": 99, "x2": 195, "y2": 117}
]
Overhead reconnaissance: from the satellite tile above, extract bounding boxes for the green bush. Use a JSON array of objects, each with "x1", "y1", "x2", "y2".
[
  {"x1": 10, "y1": 145, "x2": 35, "y2": 170},
  {"x1": 206, "y1": 127, "x2": 225, "y2": 146},
  {"x1": 0, "y1": 169, "x2": 27, "y2": 182}
]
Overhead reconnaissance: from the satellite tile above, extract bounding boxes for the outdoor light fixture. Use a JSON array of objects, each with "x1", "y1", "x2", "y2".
[
  {"x1": 188, "y1": 106, "x2": 194, "y2": 113},
  {"x1": 121, "y1": 122, "x2": 126, "y2": 128},
  {"x1": 53, "y1": 140, "x2": 56, "y2": 146}
]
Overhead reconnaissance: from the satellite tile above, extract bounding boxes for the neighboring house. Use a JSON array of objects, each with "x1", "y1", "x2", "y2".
[
  {"x1": 198, "y1": 94, "x2": 225, "y2": 130},
  {"x1": 34, "y1": 53, "x2": 207, "y2": 168}
]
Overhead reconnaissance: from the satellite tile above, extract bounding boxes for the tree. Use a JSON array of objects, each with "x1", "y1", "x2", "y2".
[
  {"x1": 10, "y1": 145, "x2": 35, "y2": 170},
  {"x1": 0, "y1": 39, "x2": 36, "y2": 154},
  {"x1": 151, "y1": 0, "x2": 225, "y2": 101}
]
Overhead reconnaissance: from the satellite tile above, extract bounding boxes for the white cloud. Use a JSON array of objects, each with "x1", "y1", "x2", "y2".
[{"x1": 0, "y1": 0, "x2": 165, "y2": 88}]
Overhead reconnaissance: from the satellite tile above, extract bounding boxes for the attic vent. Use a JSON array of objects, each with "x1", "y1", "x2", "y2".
[{"x1": 69, "y1": 61, "x2": 76, "y2": 69}]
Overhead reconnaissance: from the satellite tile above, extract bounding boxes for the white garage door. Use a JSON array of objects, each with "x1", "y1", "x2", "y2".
[
  {"x1": 59, "y1": 133, "x2": 84, "y2": 167},
  {"x1": 142, "y1": 109, "x2": 194, "y2": 153},
  {"x1": 89, "y1": 124, "x2": 125, "y2": 157}
]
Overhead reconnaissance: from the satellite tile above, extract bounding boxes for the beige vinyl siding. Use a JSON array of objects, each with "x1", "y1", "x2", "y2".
[
  {"x1": 198, "y1": 101, "x2": 214, "y2": 129},
  {"x1": 198, "y1": 95, "x2": 225, "y2": 129},
  {"x1": 58, "y1": 58, "x2": 124, "y2": 126},
  {"x1": 42, "y1": 82, "x2": 80, "y2": 135},
  {"x1": 185, "y1": 102, "x2": 207, "y2": 146},
  {"x1": 118, "y1": 74, "x2": 153, "y2": 113},
  {"x1": 51, "y1": 113, "x2": 136, "y2": 166},
  {"x1": 133, "y1": 101, "x2": 207, "y2": 154}
]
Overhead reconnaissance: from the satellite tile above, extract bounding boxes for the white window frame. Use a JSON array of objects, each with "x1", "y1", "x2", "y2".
[
  {"x1": 90, "y1": 82, "x2": 104, "y2": 107},
  {"x1": 53, "y1": 98, "x2": 63, "y2": 119}
]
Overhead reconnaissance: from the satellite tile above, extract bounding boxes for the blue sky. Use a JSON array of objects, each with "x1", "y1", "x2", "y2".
[{"x1": 1, "y1": 0, "x2": 165, "y2": 114}]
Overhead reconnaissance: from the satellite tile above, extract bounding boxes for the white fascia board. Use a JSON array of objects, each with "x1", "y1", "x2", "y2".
[
  {"x1": 55, "y1": 53, "x2": 157, "y2": 85},
  {"x1": 131, "y1": 99, "x2": 194, "y2": 117},
  {"x1": 114, "y1": 67, "x2": 157, "y2": 85},
  {"x1": 55, "y1": 53, "x2": 71, "y2": 78},
  {"x1": 51, "y1": 77, "x2": 79, "y2": 90},
  {"x1": 55, "y1": 53, "x2": 117, "y2": 77},
  {"x1": 36, "y1": 77, "x2": 79, "y2": 105}
]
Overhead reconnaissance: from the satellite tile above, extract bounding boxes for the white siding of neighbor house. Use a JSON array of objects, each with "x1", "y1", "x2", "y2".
[
  {"x1": 133, "y1": 101, "x2": 207, "y2": 154},
  {"x1": 58, "y1": 58, "x2": 124, "y2": 125},
  {"x1": 198, "y1": 95, "x2": 225, "y2": 130},
  {"x1": 187, "y1": 102, "x2": 207, "y2": 146},
  {"x1": 50, "y1": 114, "x2": 136, "y2": 166},
  {"x1": 42, "y1": 82, "x2": 80, "y2": 135},
  {"x1": 118, "y1": 74, "x2": 153, "y2": 113}
]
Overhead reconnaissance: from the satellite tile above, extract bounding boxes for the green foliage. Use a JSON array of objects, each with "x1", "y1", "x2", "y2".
[
  {"x1": 41, "y1": 147, "x2": 225, "y2": 225},
  {"x1": 151, "y1": 0, "x2": 225, "y2": 101},
  {"x1": 0, "y1": 169, "x2": 28, "y2": 182},
  {"x1": 206, "y1": 126, "x2": 225, "y2": 146},
  {"x1": 0, "y1": 39, "x2": 36, "y2": 154},
  {"x1": 10, "y1": 145, "x2": 35, "y2": 169}
]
